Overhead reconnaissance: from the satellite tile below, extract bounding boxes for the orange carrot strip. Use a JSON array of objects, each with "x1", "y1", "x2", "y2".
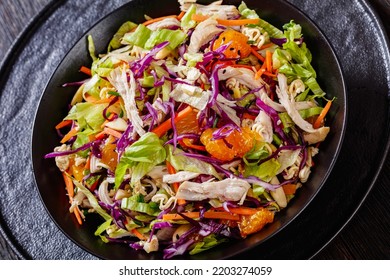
[
  {"x1": 103, "y1": 127, "x2": 123, "y2": 139},
  {"x1": 180, "y1": 138, "x2": 206, "y2": 152},
  {"x1": 91, "y1": 95, "x2": 117, "y2": 104},
  {"x1": 230, "y1": 64, "x2": 256, "y2": 71},
  {"x1": 250, "y1": 47, "x2": 265, "y2": 62},
  {"x1": 191, "y1": 14, "x2": 260, "y2": 26},
  {"x1": 242, "y1": 112, "x2": 257, "y2": 121},
  {"x1": 60, "y1": 127, "x2": 78, "y2": 144},
  {"x1": 259, "y1": 43, "x2": 275, "y2": 50},
  {"x1": 73, "y1": 207, "x2": 83, "y2": 225},
  {"x1": 162, "y1": 211, "x2": 240, "y2": 221},
  {"x1": 131, "y1": 228, "x2": 147, "y2": 241},
  {"x1": 79, "y1": 66, "x2": 92, "y2": 76},
  {"x1": 63, "y1": 172, "x2": 74, "y2": 197},
  {"x1": 152, "y1": 106, "x2": 193, "y2": 137},
  {"x1": 55, "y1": 120, "x2": 73, "y2": 130},
  {"x1": 177, "y1": 11, "x2": 185, "y2": 20},
  {"x1": 216, "y1": 18, "x2": 260, "y2": 26},
  {"x1": 142, "y1": 15, "x2": 178, "y2": 26},
  {"x1": 166, "y1": 161, "x2": 186, "y2": 205},
  {"x1": 255, "y1": 62, "x2": 267, "y2": 80},
  {"x1": 266, "y1": 50, "x2": 272, "y2": 73},
  {"x1": 83, "y1": 94, "x2": 99, "y2": 103},
  {"x1": 216, "y1": 206, "x2": 259, "y2": 216},
  {"x1": 191, "y1": 14, "x2": 209, "y2": 22},
  {"x1": 282, "y1": 184, "x2": 297, "y2": 195},
  {"x1": 263, "y1": 71, "x2": 276, "y2": 78},
  {"x1": 62, "y1": 172, "x2": 83, "y2": 225},
  {"x1": 313, "y1": 100, "x2": 332, "y2": 129}
]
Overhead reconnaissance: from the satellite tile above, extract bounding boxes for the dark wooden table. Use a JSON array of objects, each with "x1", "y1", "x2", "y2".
[{"x1": 0, "y1": 0, "x2": 389, "y2": 260}]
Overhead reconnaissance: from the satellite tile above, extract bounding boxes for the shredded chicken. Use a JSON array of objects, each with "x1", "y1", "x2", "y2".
[
  {"x1": 108, "y1": 67, "x2": 145, "y2": 136},
  {"x1": 179, "y1": 0, "x2": 239, "y2": 20},
  {"x1": 163, "y1": 171, "x2": 201, "y2": 184},
  {"x1": 147, "y1": 18, "x2": 181, "y2": 31},
  {"x1": 188, "y1": 18, "x2": 222, "y2": 53},
  {"x1": 276, "y1": 73, "x2": 329, "y2": 144},
  {"x1": 218, "y1": 66, "x2": 265, "y2": 90},
  {"x1": 54, "y1": 144, "x2": 70, "y2": 172},
  {"x1": 176, "y1": 178, "x2": 251, "y2": 205}
]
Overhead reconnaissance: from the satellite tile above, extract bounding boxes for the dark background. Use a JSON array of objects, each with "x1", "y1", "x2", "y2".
[{"x1": 0, "y1": 0, "x2": 389, "y2": 259}]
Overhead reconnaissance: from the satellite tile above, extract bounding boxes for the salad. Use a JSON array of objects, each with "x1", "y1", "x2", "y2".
[{"x1": 45, "y1": 0, "x2": 332, "y2": 259}]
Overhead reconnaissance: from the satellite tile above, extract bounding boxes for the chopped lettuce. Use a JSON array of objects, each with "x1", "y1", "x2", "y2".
[
  {"x1": 166, "y1": 145, "x2": 221, "y2": 179},
  {"x1": 244, "y1": 158, "x2": 281, "y2": 182},
  {"x1": 189, "y1": 234, "x2": 228, "y2": 255},
  {"x1": 181, "y1": 4, "x2": 197, "y2": 31},
  {"x1": 108, "y1": 21, "x2": 138, "y2": 51},
  {"x1": 123, "y1": 25, "x2": 186, "y2": 50},
  {"x1": 121, "y1": 194, "x2": 160, "y2": 216},
  {"x1": 115, "y1": 132, "x2": 166, "y2": 188},
  {"x1": 64, "y1": 102, "x2": 106, "y2": 133},
  {"x1": 238, "y1": 2, "x2": 284, "y2": 38},
  {"x1": 87, "y1": 35, "x2": 98, "y2": 62},
  {"x1": 73, "y1": 180, "x2": 112, "y2": 221},
  {"x1": 123, "y1": 24, "x2": 152, "y2": 48}
]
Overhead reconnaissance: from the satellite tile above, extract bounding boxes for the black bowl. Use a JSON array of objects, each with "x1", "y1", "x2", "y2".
[{"x1": 31, "y1": 0, "x2": 346, "y2": 260}]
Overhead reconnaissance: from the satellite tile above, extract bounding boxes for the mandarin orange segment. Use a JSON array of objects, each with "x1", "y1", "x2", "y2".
[
  {"x1": 213, "y1": 29, "x2": 252, "y2": 58},
  {"x1": 175, "y1": 108, "x2": 200, "y2": 135},
  {"x1": 200, "y1": 127, "x2": 256, "y2": 161},
  {"x1": 238, "y1": 208, "x2": 274, "y2": 238},
  {"x1": 101, "y1": 138, "x2": 118, "y2": 171}
]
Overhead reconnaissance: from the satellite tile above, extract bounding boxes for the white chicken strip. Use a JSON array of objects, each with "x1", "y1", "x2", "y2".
[
  {"x1": 179, "y1": 0, "x2": 239, "y2": 20},
  {"x1": 276, "y1": 73, "x2": 329, "y2": 144},
  {"x1": 176, "y1": 178, "x2": 250, "y2": 205},
  {"x1": 188, "y1": 18, "x2": 222, "y2": 54},
  {"x1": 108, "y1": 68, "x2": 145, "y2": 136},
  {"x1": 163, "y1": 171, "x2": 200, "y2": 184},
  {"x1": 147, "y1": 18, "x2": 181, "y2": 31},
  {"x1": 218, "y1": 66, "x2": 265, "y2": 90}
]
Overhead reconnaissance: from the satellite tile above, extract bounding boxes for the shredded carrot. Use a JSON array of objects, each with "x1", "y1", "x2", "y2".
[
  {"x1": 142, "y1": 15, "x2": 178, "y2": 26},
  {"x1": 217, "y1": 206, "x2": 259, "y2": 216},
  {"x1": 83, "y1": 94, "x2": 99, "y2": 103},
  {"x1": 282, "y1": 184, "x2": 297, "y2": 195},
  {"x1": 152, "y1": 106, "x2": 193, "y2": 137},
  {"x1": 230, "y1": 64, "x2": 256, "y2": 71},
  {"x1": 79, "y1": 66, "x2": 92, "y2": 76},
  {"x1": 85, "y1": 155, "x2": 91, "y2": 171},
  {"x1": 313, "y1": 100, "x2": 332, "y2": 129},
  {"x1": 89, "y1": 179, "x2": 100, "y2": 192},
  {"x1": 103, "y1": 127, "x2": 123, "y2": 139},
  {"x1": 217, "y1": 18, "x2": 260, "y2": 26},
  {"x1": 242, "y1": 112, "x2": 257, "y2": 121},
  {"x1": 255, "y1": 61, "x2": 267, "y2": 80},
  {"x1": 180, "y1": 138, "x2": 206, "y2": 152},
  {"x1": 55, "y1": 120, "x2": 73, "y2": 130},
  {"x1": 162, "y1": 211, "x2": 240, "y2": 221},
  {"x1": 250, "y1": 47, "x2": 265, "y2": 62},
  {"x1": 60, "y1": 127, "x2": 78, "y2": 144},
  {"x1": 259, "y1": 43, "x2": 275, "y2": 50},
  {"x1": 177, "y1": 11, "x2": 185, "y2": 20},
  {"x1": 166, "y1": 161, "x2": 186, "y2": 205},
  {"x1": 62, "y1": 172, "x2": 83, "y2": 225},
  {"x1": 263, "y1": 71, "x2": 277, "y2": 78},
  {"x1": 91, "y1": 95, "x2": 118, "y2": 104},
  {"x1": 266, "y1": 50, "x2": 273, "y2": 73},
  {"x1": 63, "y1": 172, "x2": 74, "y2": 197},
  {"x1": 131, "y1": 228, "x2": 147, "y2": 240},
  {"x1": 191, "y1": 14, "x2": 260, "y2": 26},
  {"x1": 190, "y1": 14, "x2": 209, "y2": 22}
]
